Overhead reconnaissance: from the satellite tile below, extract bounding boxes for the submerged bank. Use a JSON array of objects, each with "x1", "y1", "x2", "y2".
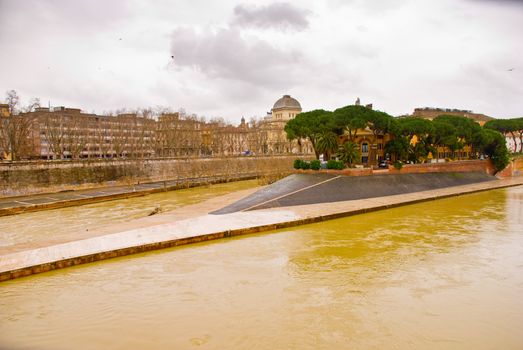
[{"x1": 1, "y1": 173, "x2": 522, "y2": 282}]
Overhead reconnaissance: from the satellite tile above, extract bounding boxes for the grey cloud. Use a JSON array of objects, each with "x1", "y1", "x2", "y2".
[
  {"x1": 326, "y1": 0, "x2": 410, "y2": 14},
  {"x1": 0, "y1": 0, "x2": 130, "y2": 29},
  {"x1": 0, "y1": 0, "x2": 130, "y2": 43},
  {"x1": 170, "y1": 27, "x2": 302, "y2": 86},
  {"x1": 468, "y1": 0, "x2": 523, "y2": 3},
  {"x1": 231, "y1": 3, "x2": 310, "y2": 31}
]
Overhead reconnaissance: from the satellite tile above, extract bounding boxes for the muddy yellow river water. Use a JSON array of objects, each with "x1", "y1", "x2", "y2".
[
  {"x1": 1, "y1": 185, "x2": 522, "y2": 349},
  {"x1": 0, "y1": 179, "x2": 259, "y2": 250}
]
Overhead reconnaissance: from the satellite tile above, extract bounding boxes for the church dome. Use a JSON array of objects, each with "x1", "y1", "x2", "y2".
[{"x1": 272, "y1": 95, "x2": 301, "y2": 111}]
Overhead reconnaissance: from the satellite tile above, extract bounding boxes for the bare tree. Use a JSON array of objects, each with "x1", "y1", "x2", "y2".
[
  {"x1": 112, "y1": 115, "x2": 130, "y2": 158},
  {"x1": 42, "y1": 113, "x2": 66, "y2": 159},
  {"x1": 65, "y1": 114, "x2": 89, "y2": 159},
  {"x1": 0, "y1": 90, "x2": 40, "y2": 160}
]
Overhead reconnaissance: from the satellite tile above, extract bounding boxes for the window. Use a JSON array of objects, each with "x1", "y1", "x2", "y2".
[{"x1": 361, "y1": 142, "x2": 369, "y2": 153}]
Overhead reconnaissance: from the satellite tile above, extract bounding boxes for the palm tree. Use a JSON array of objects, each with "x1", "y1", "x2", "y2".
[
  {"x1": 315, "y1": 131, "x2": 339, "y2": 160},
  {"x1": 338, "y1": 141, "x2": 360, "y2": 166}
]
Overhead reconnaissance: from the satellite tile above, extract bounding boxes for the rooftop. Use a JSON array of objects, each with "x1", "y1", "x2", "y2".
[{"x1": 272, "y1": 95, "x2": 301, "y2": 111}]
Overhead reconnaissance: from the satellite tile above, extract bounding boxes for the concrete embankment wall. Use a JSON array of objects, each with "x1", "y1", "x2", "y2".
[
  {"x1": 0, "y1": 156, "x2": 303, "y2": 197},
  {"x1": 389, "y1": 159, "x2": 497, "y2": 175},
  {"x1": 341, "y1": 157, "x2": 523, "y2": 178},
  {"x1": 497, "y1": 156, "x2": 523, "y2": 178},
  {"x1": 296, "y1": 159, "x2": 497, "y2": 177}
]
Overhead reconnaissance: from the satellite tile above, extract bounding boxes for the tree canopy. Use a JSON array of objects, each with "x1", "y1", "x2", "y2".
[
  {"x1": 285, "y1": 102, "x2": 513, "y2": 172},
  {"x1": 485, "y1": 118, "x2": 523, "y2": 153},
  {"x1": 284, "y1": 109, "x2": 334, "y2": 159}
]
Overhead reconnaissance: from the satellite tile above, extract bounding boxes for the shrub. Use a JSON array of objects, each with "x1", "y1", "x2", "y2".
[
  {"x1": 491, "y1": 147, "x2": 510, "y2": 172},
  {"x1": 326, "y1": 159, "x2": 344, "y2": 170},
  {"x1": 310, "y1": 159, "x2": 321, "y2": 170},
  {"x1": 293, "y1": 159, "x2": 304, "y2": 169},
  {"x1": 393, "y1": 161, "x2": 403, "y2": 170},
  {"x1": 302, "y1": 161, "x2": 311, "y2": 170},
  {"x1": 479, "y1": 129, "x2": 510, "y2": 172}
]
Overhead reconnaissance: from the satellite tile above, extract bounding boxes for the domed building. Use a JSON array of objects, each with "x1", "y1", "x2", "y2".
[
  {"x1": 257, "y1": 95, "x2": 313, "y2": 155},
  {"x1": 271, "y1": 95, "x2": 302, "y2": 121}
]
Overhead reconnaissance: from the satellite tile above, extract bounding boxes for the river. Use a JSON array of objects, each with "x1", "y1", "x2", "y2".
[
  {"x1": 1, "y1": 184, "x2": 522, "y2": 349},
  {"x1": 0, "y1": 179, "x2": 259, "y2": 251}
]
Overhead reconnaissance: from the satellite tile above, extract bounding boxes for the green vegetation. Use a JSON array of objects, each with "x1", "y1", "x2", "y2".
[
  {"x1": 293, "y1": 159, "x2": 304, "y2": 169},
  {"x1": 390, "y1": 117, "x2": 434, "y2": 163},
  {"x1": 285, "y1": 105, "x2": 397, "y2": 163},
  {"x1": 285, "y1": 101, "x2": 515, "y2": 172},
  {"x1": 293, "y1": 159, "x2": 312, "y2": 170},
  {"x1": 333, "y1": 105, "x2": 372, "y2": 142},
  {"x1": 326, "y1": 159, "x2": 344, "y2": 170},
  {"x1": 337, "y1": 141, "x2": 360, "y2": 166},
  {"x1": 285, "y1": 109, "x2": 334, "y2": 160},
  {"x1": 484, "y1": 118, "x2": 523, "y2": 153},
  {"x1": 478, "y1": 129, "x2": 510, "y2": 171},
  {"x1": 315, "y1": 131, "x2": 338, "y2": 160},
  {"x1": 310, "y1": 159, "x2": 321, "y2": 170}
]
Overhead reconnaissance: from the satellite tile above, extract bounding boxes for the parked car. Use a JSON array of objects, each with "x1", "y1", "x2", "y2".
[{"x1": 378, "y1": 160, "x2": 389, "y2": 168}]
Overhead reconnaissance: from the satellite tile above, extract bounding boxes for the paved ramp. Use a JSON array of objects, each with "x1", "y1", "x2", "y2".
[
  {"x1": 2, "y1": 176, "x2": 522, "y2": 282},
  {"x1": 212, "y1": 172, "x2": 496, "y2": 214}
]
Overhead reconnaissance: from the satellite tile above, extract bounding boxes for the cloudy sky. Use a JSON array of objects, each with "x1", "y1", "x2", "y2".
[{"x1": 0, "y1": 0, "x2": 522, "y2": 122}]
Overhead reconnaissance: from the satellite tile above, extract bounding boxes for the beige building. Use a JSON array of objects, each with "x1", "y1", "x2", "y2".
[
  {"x1": 0, "y1": 104, "x2": 9, "y2": 118},
  {"x1": 258, "y1": 95, "x2": 313, "y2": 155},
  {"x1": 1, "y1": 95, "x2": 316, "y2": 160},
  {"x1": 157, "y1": 113, "x2": 204, "y2": 157},
  {"x1": 12, "y1": 107, "x2": 156, "y2": 160},
  {"x1": 412, "y1": 107, "x2": 493, "y2": 126}
]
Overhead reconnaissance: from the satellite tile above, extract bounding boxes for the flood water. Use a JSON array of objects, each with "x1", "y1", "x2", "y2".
[
  {"x1": 0, "y1": 179, "x2": 259, "y2": 250},
  {"x1": 1, "y1": 185, "x2": 522, "y2": 349}
]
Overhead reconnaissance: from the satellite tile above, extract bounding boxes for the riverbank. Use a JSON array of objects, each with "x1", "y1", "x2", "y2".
[
  {"x1": 1, "y1": 175, "x2": 522, "y2": 281},
  {"x1": 0, "y1": 156, "x2": 299, "y2": 198},
  {"x1": 2, "y1": 157, "x2": 519, "y2": 217},
  {"x1": 0, "y1": 174, "x2": 260, "y2": 217}
]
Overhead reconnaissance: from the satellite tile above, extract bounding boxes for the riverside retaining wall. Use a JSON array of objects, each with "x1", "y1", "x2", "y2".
[
  {"x1": 389, "y1": 159, "x2": 496, "y2": 175},
  {"x1": 0, "y1": 156, "x2": 303, "y2": 197},
  {"x1": 296, "y1": 159, "x2": 497, "y2": 177},
  {"x1": 497, "y1": 156, "x2": 523, "y2": 178}
]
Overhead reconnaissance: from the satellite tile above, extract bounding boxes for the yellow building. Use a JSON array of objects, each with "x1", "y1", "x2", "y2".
[
  {"x1": 259, "y1": 95, "x2": 313, "y2": 154},
  {"x1": 412, "y1": 107, "x2": 493, "y2": 126},
  {"x1": 410, "y1": 107, "x2": 490, "y2": 161},
  {"x1": 337, "y1": 100, "x2": 392, "y2": 166},
  {"x1": 339, "y1": 127, "x2": 392, "y2": 166}
]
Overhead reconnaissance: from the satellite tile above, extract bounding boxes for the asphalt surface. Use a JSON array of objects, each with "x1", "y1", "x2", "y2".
[{"x1": 211, "y1": 172, "x2": 497, "y2": 214}]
